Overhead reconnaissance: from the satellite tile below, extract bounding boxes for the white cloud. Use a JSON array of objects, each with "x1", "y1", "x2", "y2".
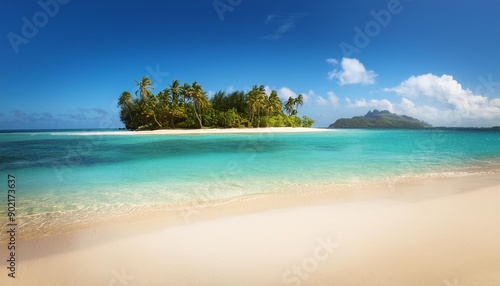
[
  {"x1": 264, "y1": 85, "x2": 272, "y2": 96},
  {"x1": 280, "y1": 87, "x2": 309, "y2": 101},
  {"x1": 316, "y1": 91, "x2": 339, "y2": 107},
  {"x1": 385, "y1": 73, "x2": 500, "y2": 120},
  {"x1": 316, "y1": 96, "x2": 328, "y2": 106},
  {"x1": 277, "y1": 87, "x2": 297, "y2": 101},
  {"x1": 302, "y1": 89, "x2": 315, "y2": 103},
  {"x1": 398, "y1": 98, "x2": 441, "y2": 120},
  {"x1": 225, "y1": 86, "x2": 235, "y2": 93},
  {"x1": 347, "y1": 98, "x2": 395, "y2": 112},
  {"x1": 327, "y1": 91, "x2": 339, "y2": 107},
  {"x1": 263, "y1": 13, "x2": 305, "y2": 40},
  {"x1": 317, "y1": 91, "x2": 340, "y2": 107},
  {"x1": 327, "y1": 57, "x2": 377, "y2": 85},
  {"x1": 345, "y1": 97, "x2": 446, "y2": 124},
  {"x1": 341, "y1": 73, "x2": 500, "y2": 126},
  {"x1": 385, "y1": 73, "x2": 465, "y2": 100},
  {"x1": 326, "y1": 58, "x2": 338, "y2": 65},
  {"x1": 266, "y1": 86, "x2": 312, "y2": 103},
  {"x1": 206, "y1": 90, "x2": 215, "y2": 98}
]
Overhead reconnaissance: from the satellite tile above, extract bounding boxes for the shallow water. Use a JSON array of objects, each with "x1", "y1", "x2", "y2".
[{"x1": 1, "y1": 128, "x2": 500, "y2": 239}]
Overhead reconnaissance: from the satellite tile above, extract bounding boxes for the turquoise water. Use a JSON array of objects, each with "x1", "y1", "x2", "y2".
[{"x1": 1, "y1": 129, "x2": 500, "y2": 238}]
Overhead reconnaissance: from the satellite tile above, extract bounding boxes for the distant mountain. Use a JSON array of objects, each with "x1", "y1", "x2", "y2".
[{"x1": 329, "y1": 110, "x2": 432, "y2": 129}]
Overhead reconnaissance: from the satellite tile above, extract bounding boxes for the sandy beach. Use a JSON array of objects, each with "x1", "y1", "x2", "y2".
[
  {"x1": 3, "y1": 0, "x2": 499, "y2": 285},
  {"x1": 74, "y1": 127, "x2": 335, "y2": 136},
  {"x1": 1, "y1": 173, "x2": 499, "y2": 286}
]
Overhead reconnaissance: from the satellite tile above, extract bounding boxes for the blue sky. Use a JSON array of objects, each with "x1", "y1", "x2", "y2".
[{"x1": 1, "y1": 0, "x2": 499, "y2": 129}]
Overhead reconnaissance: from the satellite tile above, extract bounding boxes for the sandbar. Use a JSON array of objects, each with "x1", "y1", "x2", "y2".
[{"x1": 73, "y1": 127, "x2": 336, "y2": 136}]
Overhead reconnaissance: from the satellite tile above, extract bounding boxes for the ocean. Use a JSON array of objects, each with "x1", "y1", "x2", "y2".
[{"x1": 1, "y1": 128, "x2": 500, "y2": 239}]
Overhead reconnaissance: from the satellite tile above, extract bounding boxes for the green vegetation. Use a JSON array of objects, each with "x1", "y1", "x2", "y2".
[
  {"x1": 118, "y1": 76, "x2": 314, "y2": 130},
  {"x1": 329, "y1": 110, "x2": 432, "y2": 129}
]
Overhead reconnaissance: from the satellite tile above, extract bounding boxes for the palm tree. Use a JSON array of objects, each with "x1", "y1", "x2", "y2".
[
  {"x1": 285, "y1": 97, "x2": 295, "y2": 116},
  {"x1": 118, "y1": 91, "x2": 133, "y2": 112},
  {"x1": 256, "y1": 85, "x2": 267, "y2": 118},
  {"x1": 246, "y1": 85, "x2": 267, "y2": 123},
  {"x1": 156, "y1": 88, "x2": 172, "y2": 127},
  {"x1": 211, "y1": 91, "x2": 226, "y2": 111},
  {"x1": 135, "y1": 76, "x2": 162, "y2": 128},
  {"x1": 162, "y1": 80, "x2": 187, "y2": 128},
  {"x1": 118, "y1": 91, "x2": 134, "y2": 128},
  {"x1": 168, "y1": 80, "x2": 182, "y2": 105},
  {"x1": 267, "y1": 90, "x2": 282, "y2": 117},
  {"x1": 135, "y1": 76, "x2": 153, "y2": 101},
  {"x1": 181, "y1": 83, "x2": 192, "y2": 104},
  {"x1": 294, "y1": 94, "x2": 304, "y2": 115},
  {"x1": 157, "y1": 88, "x2": 172, "y2": 105},
  {"x1": 246, "y1": 86, "x2": 258, "y2": 123},
  {"x1": 187, "y1": 81, "x2": 210, "y2": 128}
]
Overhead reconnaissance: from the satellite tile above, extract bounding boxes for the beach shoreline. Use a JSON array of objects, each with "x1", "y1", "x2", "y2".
[
  {"x1": 2, "y1": 173, "x2": 500, "y2": 285},
  {"x1": 71, "y1": 127, "x2": 336, "y2": 136},
  {"x1": 5, "y1": 168, "x2": 499, "y2": 242}
]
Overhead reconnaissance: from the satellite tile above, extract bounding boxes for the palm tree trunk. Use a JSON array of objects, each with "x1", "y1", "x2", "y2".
[
  {"x1": 193, "y1": 104, "x2": 203, "y2": 128},
  {"x1": 152, "y1": 111, "x2": 162, "y2": 128}
]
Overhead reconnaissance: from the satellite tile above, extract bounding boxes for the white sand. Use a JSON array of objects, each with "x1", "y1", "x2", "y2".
[
  {"x1": 74, "y1": 127, "x2": 335, "y2": 136},
  {"x1": 1, "y1": 174, "x2": 500, "y2": 285}
]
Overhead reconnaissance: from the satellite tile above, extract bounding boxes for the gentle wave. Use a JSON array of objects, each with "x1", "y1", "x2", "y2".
[
  {"x1": 2, "y1": 165, "x2": 499, "y2": 241},
  {"x1": 1, "y1": 129, "x2": 500, "y2": 241}
]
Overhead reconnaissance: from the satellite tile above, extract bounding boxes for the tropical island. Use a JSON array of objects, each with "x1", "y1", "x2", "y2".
[
  {"x1": 329, "y1": 110, "x2": 432, "y2": 128},
  {"x1": 118, "y1": 76, "x2": 314, "y2": 130}
]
